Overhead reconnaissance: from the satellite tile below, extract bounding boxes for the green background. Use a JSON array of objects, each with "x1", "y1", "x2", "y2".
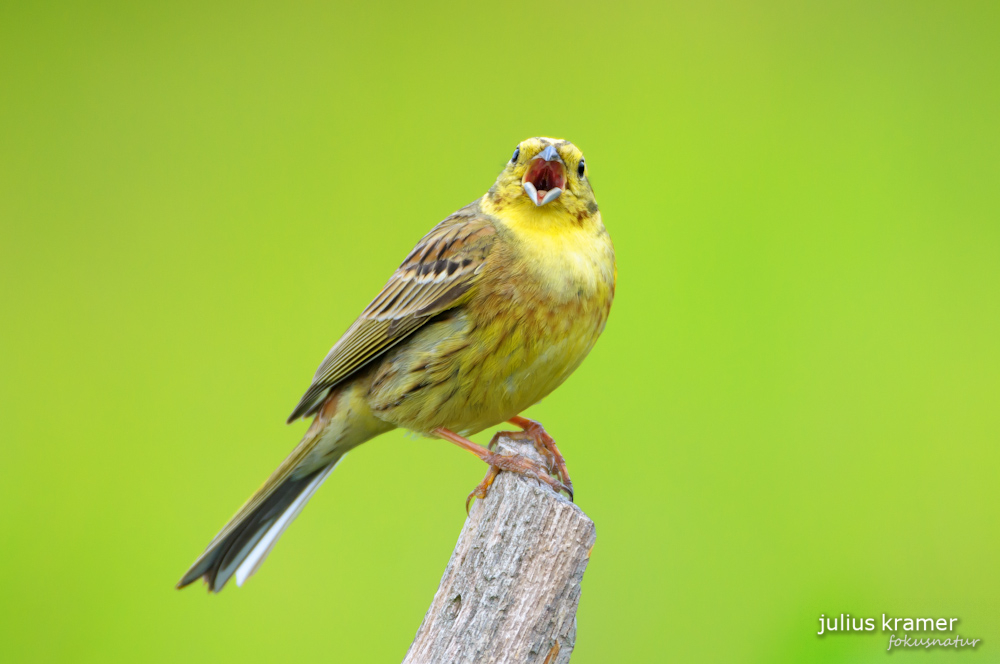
[{"x1": 2, "y1": 2, "x2": 998, "y2": 662}]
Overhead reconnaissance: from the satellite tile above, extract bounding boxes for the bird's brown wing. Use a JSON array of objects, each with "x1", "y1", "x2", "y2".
[{"x1": 287, "y1": 203, "x2": 497, "y2": 423}]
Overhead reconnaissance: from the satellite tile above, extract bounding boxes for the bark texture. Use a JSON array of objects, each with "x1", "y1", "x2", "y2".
[{"x1": 402, "y1": 434, "x2": 596, "y2": 664}]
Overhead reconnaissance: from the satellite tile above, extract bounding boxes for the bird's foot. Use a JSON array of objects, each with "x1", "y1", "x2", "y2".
[
  {"x1": 468, "y1": 433, "x2": 572, "y2": 512},
  {"x1": 435, "y1": 427, "x2": 571, "y2": 513},
  {"x1": 506, "y1": 416, "x2": 574, "y2": 501}
]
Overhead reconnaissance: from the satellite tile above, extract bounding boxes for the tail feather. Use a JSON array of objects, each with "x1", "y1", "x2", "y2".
[
  {"x1": 233, "y1": 458, "x2": 341, "y2": 586},
  {"x1": 176, "y1": 454, "x2": 346, "y2": 592},
  {"x1": 178, "y1": 379, "x2": 394, "y2": 593}
]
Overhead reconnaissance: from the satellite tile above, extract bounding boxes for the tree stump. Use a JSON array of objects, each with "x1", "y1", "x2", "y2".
[{"x1": 402, "y1": 434, "x2": 597, "y2": 664}]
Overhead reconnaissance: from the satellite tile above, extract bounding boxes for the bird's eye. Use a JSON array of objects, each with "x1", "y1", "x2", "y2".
[
  {"x1": 511, "y1": 146, "x2": 520, "y2": 163},
  {"x1": 577, "y1": 158, "x2": 586, "y2": 177}
]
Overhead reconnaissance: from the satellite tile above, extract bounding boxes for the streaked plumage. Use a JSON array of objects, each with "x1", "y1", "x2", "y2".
[{"x1": 178, "y1": 137, "x2": 615, "y2": 592}]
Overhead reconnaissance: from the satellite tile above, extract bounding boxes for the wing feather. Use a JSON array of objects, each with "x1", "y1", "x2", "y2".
[{"x1": 287, "y1": 203, "x2": 497, "y2": 422}]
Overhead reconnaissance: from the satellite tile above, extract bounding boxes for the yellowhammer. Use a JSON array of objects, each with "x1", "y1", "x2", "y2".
[{"x1": 178, "y1": 137, "x2": 616, "y2": 592}]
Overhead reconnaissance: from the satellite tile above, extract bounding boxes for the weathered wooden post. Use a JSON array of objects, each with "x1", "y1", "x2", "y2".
[{"x1": 403, "y1": 434, "x2": 597, "y2": 664}]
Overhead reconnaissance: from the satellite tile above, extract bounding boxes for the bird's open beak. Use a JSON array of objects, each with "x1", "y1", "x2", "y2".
[{"x1": 522, "y1": 145, "x2": 566, "y2": 206}]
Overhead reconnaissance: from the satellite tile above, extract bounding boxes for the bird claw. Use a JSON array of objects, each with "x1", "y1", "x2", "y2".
[
  {"x1": 466, "y1": 465, "x2": 499, "y2": 515},
  {"x1": 465, "y1": 434, "x2": 573, "y2": 512},
  {"x1": 436, "y1": 424, "x2": 573, "y2": 514},
  {"x1": 507, "y1": 417, "x2": 574, "y2": 501}
]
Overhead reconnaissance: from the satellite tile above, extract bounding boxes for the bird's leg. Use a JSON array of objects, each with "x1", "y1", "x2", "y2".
[
  {"x1": 434, "y1": 427, "x2": 571, "y2": 514},
  {"x1": 506, "y1": 416, "x2": 573, "y2": 501}
]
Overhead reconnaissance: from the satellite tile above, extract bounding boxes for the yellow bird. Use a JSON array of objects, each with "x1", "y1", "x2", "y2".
[{"x1": 177, "y1": 137, "x2": 616, "y2": 592}]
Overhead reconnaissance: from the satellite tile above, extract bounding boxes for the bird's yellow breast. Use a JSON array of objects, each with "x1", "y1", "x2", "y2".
[{"x1": 366, "y1": 202, "x2": 615, "y2": 436}]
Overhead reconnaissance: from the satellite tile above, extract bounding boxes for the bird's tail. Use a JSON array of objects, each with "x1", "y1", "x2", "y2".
[
  {"x1": 175, "y1": 453, "x2": 344, "y2": 592},
  {"x1": 177, "y1": 382, "x2": 393, "y2": 592}
]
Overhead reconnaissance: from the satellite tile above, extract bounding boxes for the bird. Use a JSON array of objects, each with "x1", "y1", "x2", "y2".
[{"x1": 177, "y1": 137, "x2": 616, "y2": 592}]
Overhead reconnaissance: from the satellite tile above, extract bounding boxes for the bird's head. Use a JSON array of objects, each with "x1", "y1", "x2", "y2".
[{"x1": 485, "y1": 137, "x2": 598, "y2": 223}]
